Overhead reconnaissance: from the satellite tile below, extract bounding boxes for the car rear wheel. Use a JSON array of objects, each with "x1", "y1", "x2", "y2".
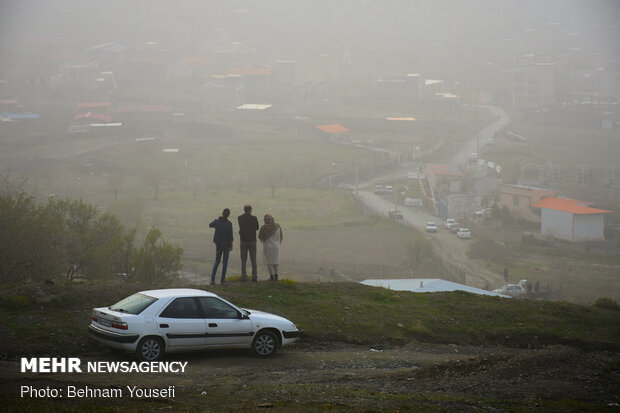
[
  {"x1": 252, "y1": 330, "x2": 278, "y2": 357},
  {"x1": 136, "y1": 336, "x2": 164, "y2": 361}
]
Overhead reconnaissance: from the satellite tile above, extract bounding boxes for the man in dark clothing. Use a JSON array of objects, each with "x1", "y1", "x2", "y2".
[
  {"x1": 238, "y1": 204, "x2": 259, "y2": 282},
  {"x1": 209, "y1": 208, "x2": 233, "y2": 284}
]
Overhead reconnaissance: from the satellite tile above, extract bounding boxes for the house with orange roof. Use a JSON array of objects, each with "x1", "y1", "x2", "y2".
[
  {"x1": 531, "y1": 197, "x2": 612, "y2": 242},
  {"x1": 426, "y1": 163, "x2": 463, "y2": 194},
  {"x1": 315, "y1": 124, "x2": 350, "y2": 142}
]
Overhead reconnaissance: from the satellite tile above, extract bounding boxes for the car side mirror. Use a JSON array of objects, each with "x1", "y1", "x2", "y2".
[{"x1": 239, "y1": 312, "x2": 250, "y2": 320}]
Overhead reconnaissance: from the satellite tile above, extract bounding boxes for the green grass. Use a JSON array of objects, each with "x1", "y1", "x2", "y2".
[{"x1": 5, "y1": 281, "x2": 616, "y2": 357}]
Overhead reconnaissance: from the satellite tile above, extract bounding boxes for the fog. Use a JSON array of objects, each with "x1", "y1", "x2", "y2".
[{"x1": 1, "y1": 0, "x2": 619, "y2": 302}]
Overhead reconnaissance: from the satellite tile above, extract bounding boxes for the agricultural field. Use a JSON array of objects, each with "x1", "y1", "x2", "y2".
[{"x1": 1, "y1": 98, "x2": 471, "y2": 283}]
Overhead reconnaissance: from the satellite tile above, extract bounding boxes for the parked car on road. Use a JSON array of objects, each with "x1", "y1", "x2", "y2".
[
  {"x1": 474, "y1": 208, "x2": 492, "y2": 220},
  {"x1": 492, "y1": 284, "x2": 526, "y2": 297},
  {"x1": 456, "y1": 228, "x2": 472, "y2": 239},
  {"x1": 449, "y1": 223, "x2": 462, "y2": 233},
  {"x1": 445, "y1": 219, "x2": 457, "y2": 229},
  {"x1": 384, "y1": 185, "x2": 394, "y2": 195},
  {"x1": 425, "y1": 222, "x2": 438, "y2": 233},
  {"x1": 89, "y1": 288, "x2": 300, "y2": 361},
  {"x1": 389, "y1": 208, "x2": 403, "y2": 219},
  {"x1": 374, "y1": 185, "x2": 385, "y2": 194}
]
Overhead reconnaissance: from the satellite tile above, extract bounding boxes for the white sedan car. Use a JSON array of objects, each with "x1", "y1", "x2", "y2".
[{"x1": 89, "y1": 288, "x2": 300, "y2": 361}]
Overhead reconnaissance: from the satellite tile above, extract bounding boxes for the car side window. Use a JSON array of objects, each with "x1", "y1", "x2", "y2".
[
  {"x1": 160, "y1": 297, "x2": 201, "y2": 319},
  {"x1": 197, "y1": 297, "x2": 239, "y2": 319}
]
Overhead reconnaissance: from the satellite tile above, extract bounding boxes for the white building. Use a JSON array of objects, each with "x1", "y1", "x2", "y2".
[
  {"x1": 531, "y1": 197, "x2": 611, "y2": 242},
  {"x1": 361, "y1": 279, "x2": 507, "y2": 297},
  {"x1": 513, "y1": 54, "x2": 555, "y2": 109}
]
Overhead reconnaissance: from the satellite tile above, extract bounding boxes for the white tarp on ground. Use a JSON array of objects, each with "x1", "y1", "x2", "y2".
[{"x1": 361, "y1": 278, "x2": 508, "y2": 297}]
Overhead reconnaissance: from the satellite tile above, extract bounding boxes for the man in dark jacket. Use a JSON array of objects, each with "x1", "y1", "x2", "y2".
[
  {"x1": 237, "y1": 204, "x2": 259, "y2": 282},
  {"x1": 209, "y1": 208, "x2": 233, "y2": 284}
]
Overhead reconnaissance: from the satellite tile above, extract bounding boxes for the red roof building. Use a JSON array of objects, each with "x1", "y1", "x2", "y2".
[
  {"x1": 531, "y1": 197, "x2": 612, "y2": 242},
  {"x1": 315, "y1": 124, "x2": 349, "y2": 134},
  {"x1": 73, "y1": 112, "x2": 113, "y2": 123},
  {"x1": 426, "y1": 163, "x2": 464, "y2": 194}
]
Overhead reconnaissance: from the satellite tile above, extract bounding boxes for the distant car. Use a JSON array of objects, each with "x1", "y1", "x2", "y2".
[
  {"x1": 445, "y1": 219, "x2": 457, "y2": 229},
  {"x1": 456, "y1": 228, "x2": 471, "y2": 239},
  {"x1": 449, "y1": 223, "x2": 462, "y2": 233},
  {"x1": 374, "y1": 185, "x2": 385, "y2": 194},
  {"x1": 425, "y1": 222, "x2": 438, "y2": 233},
  {"x1": 492, "y1": 284, "x2": 526, "y2": 297},
  {"x1": 474, "y1": 208, "x2": 492, "y2": 220},
  {"x1": 337, "y1": 183, "x2": 355, "y2": 191},
  {"x1": 89, "y1": 288, "x2": 300, "y2": 361},
  {"x1": 384, "y1": 185, "x2": 394, "y2": 195},
  {"x1": 469, "y1": 152, "x2": 478, "y2": 162},
  {"x1": 389, "y1": 209, "x2": 403, "y2": 219}
]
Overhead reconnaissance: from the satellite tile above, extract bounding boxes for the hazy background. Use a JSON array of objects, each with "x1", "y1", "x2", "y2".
[{"x1": 1, "y1": 0, "x2": 619, "y2": 303}]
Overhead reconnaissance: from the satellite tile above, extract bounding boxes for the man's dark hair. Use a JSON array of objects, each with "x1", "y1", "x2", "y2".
[
  {"x1": 222, "y1": 208, "x2": 230, "y2": 218},
  {"x1": 244, "y1": 204, "x2": 252, "y2": 213}
]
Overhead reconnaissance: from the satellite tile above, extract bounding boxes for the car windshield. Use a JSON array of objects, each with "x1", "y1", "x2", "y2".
[{"x1": 109, "y1": 293, "x2": 158, "y2": 315}]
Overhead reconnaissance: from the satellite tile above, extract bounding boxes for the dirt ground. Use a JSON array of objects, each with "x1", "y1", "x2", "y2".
[{"x1": 2, "y1": 342, "x2": 619, "y2": 412}]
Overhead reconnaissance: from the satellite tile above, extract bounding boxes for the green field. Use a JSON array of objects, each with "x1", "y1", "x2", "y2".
[{"x1": 1, "y1": 282, "x2": 618, "y2": 357}]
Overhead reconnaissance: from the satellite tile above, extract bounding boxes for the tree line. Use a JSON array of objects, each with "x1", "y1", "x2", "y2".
[{"x1": 0, "y1": 174, "x2": 182, "y2": 285}]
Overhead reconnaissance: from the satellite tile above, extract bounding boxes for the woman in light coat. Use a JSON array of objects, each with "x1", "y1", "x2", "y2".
[{"x1": 258, "y1": 214, "x2": 283, "y2": 281}]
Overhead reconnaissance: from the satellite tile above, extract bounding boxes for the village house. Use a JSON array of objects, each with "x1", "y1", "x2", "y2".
[
  {"x1": 531, "y1": 197, "x2": 612, "y2": 242},
  {"x1": 499, "y1": 184, "x2": 560, "y2": 223}
]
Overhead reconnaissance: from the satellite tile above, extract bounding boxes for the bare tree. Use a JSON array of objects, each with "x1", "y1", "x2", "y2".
[
  {"x1": 108, "y1": 175, "x2": 124, "y2": 201},
  {"x1": 265, "y1": 168, "x2": 280, "y2": 198},
  {"x1": 143, "y1": 169, "x2": 162, "y2": 200}
]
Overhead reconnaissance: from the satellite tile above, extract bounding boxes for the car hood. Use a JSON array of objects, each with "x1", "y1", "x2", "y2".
[{"x1": 245, "y1": 309, "x2": 295, "y2": 326}]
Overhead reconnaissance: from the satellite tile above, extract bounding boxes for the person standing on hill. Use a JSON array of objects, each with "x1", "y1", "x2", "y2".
[
  {"x1": 209, "y1": 208, "x2": 233, "y2": 285},
  {"x1": 258, "y1": 214, "x2": 283, "y2": 281},
  {"x1": 238, "y1": 204, "x2": 259, "y2": 282}
]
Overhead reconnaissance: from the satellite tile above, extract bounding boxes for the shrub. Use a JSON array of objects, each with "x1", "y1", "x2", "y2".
[
  {"x1": 2, "y1": 295, "x2": 29, "y2": 309},
  {"x1": 593, "y1": 297, "x2": 619, "y2": 311}
]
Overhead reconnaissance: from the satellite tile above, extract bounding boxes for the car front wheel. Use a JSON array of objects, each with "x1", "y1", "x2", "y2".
[
  {"x1": 136, "y1": 336, "x2": 164, "y2": 361},
  {"x1": 252, "y1": 330, "x2": 278, "y2": 357}
]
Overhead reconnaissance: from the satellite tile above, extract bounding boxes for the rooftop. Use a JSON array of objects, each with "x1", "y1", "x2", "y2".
[
  {"x1": 427, "y1": 163, "x2": 463, "y2": 177},
  {"x1": 361, "y1": 279, "x2": 507, "y2": 297},
  {"x1": 316, "y1": 124, "x2": 349, "y2": 134},
  {"x1": 532, "y1": 197, "x2": 612, "y2": 215}
]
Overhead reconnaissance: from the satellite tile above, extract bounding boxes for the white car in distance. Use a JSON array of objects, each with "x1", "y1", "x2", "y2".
[
  {"x1": 445, "y1": 219, "x2": 457, "y2": 229},
  {"x1": 425, "y1": 222, "x2": 438, "y2": 233},
  {"x1": 457, "y1": 228, "x2": 472, "y2": 239},
  {"x1": 493, "y1": 284, "x2": 526, "y2": 297},
  {"x1": 89, "y1": 288, "x2": 300, "y2": 361}
]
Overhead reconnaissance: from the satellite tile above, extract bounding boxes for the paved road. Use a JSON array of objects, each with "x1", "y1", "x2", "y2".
[
  {"x1": 356, "y1": 190, "x2": 501, "y2": 288},
  {"x1": 453, "y1": 106, "x2": 510, "y2": 164},
  {"x1": 354, "y1": 106, "x2": 510, "y2": 289}
]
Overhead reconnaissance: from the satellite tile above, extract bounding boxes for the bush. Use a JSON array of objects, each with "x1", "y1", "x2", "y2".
[
  {"x1": 593, "y1": 297, "x2": 620, "y2": 311},
  {"x1": 0, "y1": 181, "x2": 183, "y2": 284},
  {"x1": 1, "y1": 295, "x2": 29, "y2": 309},
  {"x1": 133, "y1": 227, "x2": 183, "y2": 284}
]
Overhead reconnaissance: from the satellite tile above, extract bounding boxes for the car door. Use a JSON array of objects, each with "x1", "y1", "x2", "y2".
[
  {"x1": 197, "y1": 297, "x2": 254, "y2": 347},
  {"x1": 157, "y1": 297, "x2": 207, "y2": 348}
]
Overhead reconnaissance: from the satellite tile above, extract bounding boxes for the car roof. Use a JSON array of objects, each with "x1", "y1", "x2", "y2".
[{"x1": 139, "y1": 288, "x2": 217, "y2": 299}]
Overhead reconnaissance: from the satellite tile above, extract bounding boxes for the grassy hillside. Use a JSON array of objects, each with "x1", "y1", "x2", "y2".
[{"x1": 1, "y1": 281, "x2": 618, "y2": 357}]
